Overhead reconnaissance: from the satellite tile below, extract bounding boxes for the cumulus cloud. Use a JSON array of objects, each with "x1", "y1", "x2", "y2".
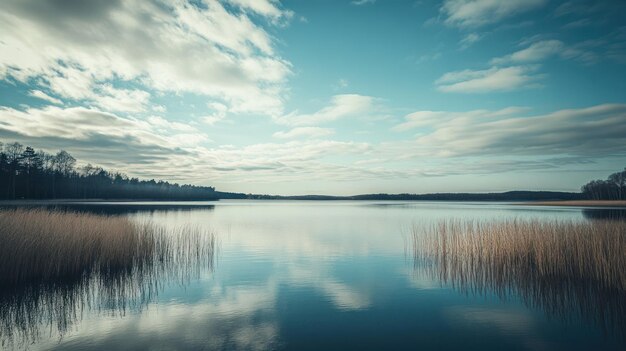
[
  {"x1": 0, "y1": 0, "x2": 291, "y2": 115},
  {"x1": 273, "y1": 127, "x2": 334, "y2": 139},
  {"x1": 275, "y1": 94, "x2": 376, "y2": 126},
  {"x1": 441, "y1": 0, "x2": 546, "y2": 28},
  {"x1": 395, "y1": 104, "x2": 626, "y2": 157},
  {"x1": 435, "y1": 66, "x2": 541, "y2": 93}
]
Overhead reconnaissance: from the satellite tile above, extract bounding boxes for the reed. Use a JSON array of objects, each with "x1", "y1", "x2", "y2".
[
  {"x1": 0, "y1": 208, "x2": 216, "y2": 347},
  {"x1": 412, "y1": 219, "x2": 626, "y2": 337},
  {"x1": 0, "y1": 208, "x2": 157, "y2": 285}
]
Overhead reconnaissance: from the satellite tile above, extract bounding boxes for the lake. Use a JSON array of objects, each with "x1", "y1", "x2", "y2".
[{"x1": 1, "y1": 200, "x2": 625, "y2": 350}]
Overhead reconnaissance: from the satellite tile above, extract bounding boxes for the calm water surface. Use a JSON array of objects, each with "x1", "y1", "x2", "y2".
[{"x1": 2, "y1": 200, "x2": 625, "y2": 350}]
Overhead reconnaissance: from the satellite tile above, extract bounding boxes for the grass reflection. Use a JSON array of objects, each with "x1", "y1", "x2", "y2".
[
  {"x1": 412, "y1": 219, "x2": 626, "y2": 338},
  {"x1": 0, "y1": 209, "x2": 216, "y2": 348}
]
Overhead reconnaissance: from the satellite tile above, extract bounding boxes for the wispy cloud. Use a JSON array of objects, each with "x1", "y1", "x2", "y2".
[
  {"x1": 458, "y1": 33, "x2": 482, "y2": 50},
  {"x1": 394, "y1": 104, "x2": 626, "y2": 157},
  {"x1": 273, "y1": 127, "x2": 334, "y2": 139},
  {"x1": 441, "y1": 0, "x2": 546, "y2": 28},
  {"x1": 435, "y1": 66, "x2": 541, "y2": 93},
  {"x1": 334, "y1": 78, "x2": 349, "y2": 90},
  {"x1": 491, "y1": 40, "x2": 564, "y2": 65},
  {"x1": 393, "y1": 107, "x2": 526, "y2": 132},
  {"x1": 226, "y1": 0, "x2": 294, "y2": 24},
  {"x1": 491, "y1": 39, "x2": 599, "y2": 65},
  {"x1": 275, "y1": 94, "x2": 376, "y2": 126},
  {"x1": 351, "y1": 0, "x2": 376, "y2": 6},
  {"x1": 201, "y1": 103, "x2": 229, "y2": 126},
  {"x1": 28, "y1": 90, "x2": 62, "y2": 105}
]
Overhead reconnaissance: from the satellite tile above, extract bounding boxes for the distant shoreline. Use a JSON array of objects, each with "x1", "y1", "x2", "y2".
[
  {"x1": 0, "y1": 191, "x2": 593, "y2": 204},
  {"x1": 522, "y1": 200, "x2": 626, "y2": 208}
]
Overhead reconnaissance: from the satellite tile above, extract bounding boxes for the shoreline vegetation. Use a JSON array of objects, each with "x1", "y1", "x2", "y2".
[
  {"x1": 0, "y1": 208, "x2": 216, "y2": 347},
  {"x1": 412, "y1": 219, "x2": 626, "y2": 338},
  {"x1": 522, "y1": 200, "x2": 626, "y2": 208}
]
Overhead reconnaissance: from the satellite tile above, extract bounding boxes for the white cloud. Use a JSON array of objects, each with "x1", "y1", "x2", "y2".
[
  {"x1": 459, "y1": 32, "x2": 482, "y2": 49},
  {"x1": 201, "y1": 102, "x2": 229, "y2": 125},
  {"x1": 491, "y1": 39, "x2": 605, "y2": 66},
  {"x1": 147, "y1": 116, "x2": 197, "y2": 133},
  {"x1": 441, "y1": 0, "x2": 546, "y2": 28},
  {"x1": 0, "y1": 105, "x2": 207, "y2": 163},
  {"x1": 394, "y1": 104, "x2": 626, "y2": 157},
  {"x1": 273, "y1": 127, "x2": 334, "y2": 139},
  {"x1": 2, "y1": 102, "x2": 625, "y2": 191},
  {"x1": 491, "y1": 40, "x2": 564, "y2": 65},
  {"x1": 152, "y1": 105, "x2": 167, "y2": 113},
  {"x1": 275, "y1": 94, "x2": 376, "y2": 126},
  {"x1": 0, "y1": 104, "x2": 378, "y2": 185},
  {"x1": 92, "y1": 85, "x2": 151, "y2": 113},
  {"x1": 0, "y1": 0, "x2": 292, "y2": 116},
  {"x1": 394, "y1": 107, "x2": 526, "y2": 132},
  {"x1": 435, "y1": 66, "x2": 541, "y2": 93},
  {"x1": 351, "y1": 0, "x2": 376, "y2": 6},
  {"x1": 28, "y1": 90, "x2": 62, "y2": 105},
  {"x1": 226, "y1": 0, "x2": 293, "y2": 22}
]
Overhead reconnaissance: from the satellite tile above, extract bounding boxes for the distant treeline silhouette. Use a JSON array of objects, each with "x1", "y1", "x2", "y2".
[
  {"x1": 3, "y1": 140, "x2": 620, "y2": 202},
  {"x1": 248, "y1": 191, "x2": 583, "y2": 201},
  {"x1": 0, "y1": 141, "x2": 229, "y2": 200},
  {"x1": 581, "y1": 167, "x2": 626, "y2": 200}
]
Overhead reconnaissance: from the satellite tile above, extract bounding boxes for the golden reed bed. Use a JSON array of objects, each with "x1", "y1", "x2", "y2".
[
  {"x1": 0, "y1": 208, "x2": 216, "y2": 347},
  {"x1": 412, "y1": 219, "x2": 626, "y2": 337},
  {"x1": 0, "y1": 208, "x2": 158, "y2": 285}
]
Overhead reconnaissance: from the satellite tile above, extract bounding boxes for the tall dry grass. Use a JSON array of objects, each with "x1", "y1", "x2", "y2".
[
  {"x1": 0, "y1": 209, "x2": 157, "y2": 285},
  {"x1": 0, "y1": 208, "x2": 216, "y2": 347},
  {"x1": 412, "y1": 219, "x2": 626, "y2": 336}
]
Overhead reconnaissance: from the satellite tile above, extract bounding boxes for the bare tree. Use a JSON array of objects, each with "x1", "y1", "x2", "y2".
[{"x1": 5, "y1": 142, "x2": 24, "y2": 199}]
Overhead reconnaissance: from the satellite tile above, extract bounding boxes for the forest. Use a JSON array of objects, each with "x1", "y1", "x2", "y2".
[
  {"x1": 0, "y1": 141, "x2": 222, "y2": 200},
  {"x1": 581, "y1": 167, "x2": 626, "y2": 200}
]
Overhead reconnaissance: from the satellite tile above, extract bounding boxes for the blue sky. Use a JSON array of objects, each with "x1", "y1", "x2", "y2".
[{"x1": 0, "y1": 0, "x2": 625, "y2": 195}]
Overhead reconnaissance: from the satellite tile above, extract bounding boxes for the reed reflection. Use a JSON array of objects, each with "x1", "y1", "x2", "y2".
[
  {"x1": 0, "y1": 202, "x2": 216, "y2": 216},
  {"x1": 411, "y1": 219, "x2": 626, "y2": 338},
  {"x1": 582, "y1": 208, "x2": 626, "y2": 221},
  {"x1": 0, "y1": 209, "x2": 217, "y2": 348}
]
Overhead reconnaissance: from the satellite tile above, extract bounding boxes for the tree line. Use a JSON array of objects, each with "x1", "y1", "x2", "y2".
[
  {"x1": 0, "y1": 141, "x2": 219, "y2": 200},
  {"x1": 581, "y1": 167, "x2": 626, "y2": 200}
]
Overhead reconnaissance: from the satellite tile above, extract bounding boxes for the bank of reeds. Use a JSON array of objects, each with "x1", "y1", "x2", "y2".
[
  {"x1": 0, "y1": 209, "x2": 160, "y2": 286},
  {"x1": 412, "y1": 219, "x2": 626, "y2": 336},
  {"x1": 0, "y1": 208, "x2": 216, "y2": 347}
]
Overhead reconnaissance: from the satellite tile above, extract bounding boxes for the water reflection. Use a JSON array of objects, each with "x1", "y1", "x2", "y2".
[
  {"x1": 411, "y1": 218, "x2": 626, "y2": 339},
  {"x1": 0, "y1": 202, "x2": 215, "y2": 215},
  {"x1": 2, "y1": 201, "x2": 625, "y2": 350},
  {"x1": 0, "y1": 211, "x2": 217, "y2": 349},
  {"x1": 583, "y1": 208, "x2": 626, "y2": 221}
]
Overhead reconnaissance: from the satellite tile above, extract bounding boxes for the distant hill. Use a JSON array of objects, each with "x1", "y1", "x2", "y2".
[{"x1": 244, "y1": 191, "x2": 583, "y2": 201}]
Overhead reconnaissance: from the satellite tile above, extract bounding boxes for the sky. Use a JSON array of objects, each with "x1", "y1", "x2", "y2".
[{"x1": 0, "y1": 0, "x2": 625, "y2": 195}]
